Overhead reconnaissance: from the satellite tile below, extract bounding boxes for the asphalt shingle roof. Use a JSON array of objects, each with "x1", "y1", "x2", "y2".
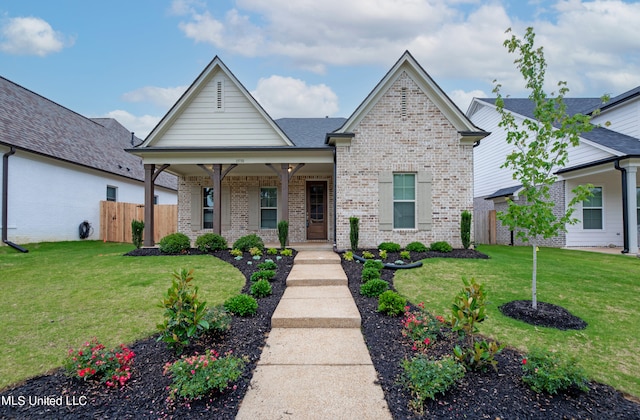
[
  {"x1": 275, "y1": 117, "x2": 346, "y2": 147},
  {"x1": 0, "y1": 76, "x2": 176, "y2": 190},
  {"x1": 477, "y1": 97, "x2": 640, "y2": 156}
]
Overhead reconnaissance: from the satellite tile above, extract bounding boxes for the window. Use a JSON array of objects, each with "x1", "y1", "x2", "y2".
[
  {"x1": 203, "y1": 187, "x2": 214, "y2": 229},
  {"x1": 393, "y1": 173, "x2": 415, "y2": 229},
  {"x1": 583, "y1": 187, "x2": 603, "y2": 229},
  {"x1": 153, "y1": 195, "x2": 158, "y2": 205},
  {"x1": 260, "y1": 187, "x2": 277, "y2": 229},
  {"x1": 106, "y1": 186, "x2": 117, "y2": 202}
]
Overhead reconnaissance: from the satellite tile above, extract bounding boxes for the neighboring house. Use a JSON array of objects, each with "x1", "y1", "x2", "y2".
[
  {"x1": 0, "y1": 76, "x2": 177, "y2": 247},
  {"x1": 469, "y1": 87, "x2": 640, "y2": 254},
  {"x1": 128, "y1": 51, "x2": 487, "y2": 250}
]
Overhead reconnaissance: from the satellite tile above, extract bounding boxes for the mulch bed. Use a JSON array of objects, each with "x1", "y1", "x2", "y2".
[{"x1": 1, "y1": 247, "x2": 639, "y2": 419}]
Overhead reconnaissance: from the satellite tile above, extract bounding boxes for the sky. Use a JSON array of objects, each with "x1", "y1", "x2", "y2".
[{"x1": 1, "y1": 0, "x2": 638, "y2": 139}]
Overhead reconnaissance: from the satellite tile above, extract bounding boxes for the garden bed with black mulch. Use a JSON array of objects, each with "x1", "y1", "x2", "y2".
[
  {"x1": 0, "y1": 248, "x2": 296, "y2": 420},
  {"x1": 342, "y1": 249, "x2": 640, "y2": 419},
  {"x1": 2, "y1": 247, "x2": 640, "y2": 419}
]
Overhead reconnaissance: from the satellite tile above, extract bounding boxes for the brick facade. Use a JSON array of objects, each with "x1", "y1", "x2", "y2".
[
  {"x1": 334, "y1": 72, "x2": 474, "y2": 249},
  {"x1": 178, "y1": 174, "x2": 333, "y2": 246},
  {"x1": 474, "y1": 181, "x2": 566, "y2": 247}
]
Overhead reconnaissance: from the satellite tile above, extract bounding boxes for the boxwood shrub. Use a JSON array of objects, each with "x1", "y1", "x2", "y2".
[
  {"x1": 224, "y1": 294, "x2": 258, "y2": 317},
  {"x1": 360, "y1": 279, "x2": 389, "y2": 298},
  {"x1": 405, "y1": 241, "x2": 429, "y2": 252},
  {"x1": 430, "y1": 241, "x2": 453, "y2": 253},
  {"x1": 195, "y1": 233, "x2": 228, "y2": 252},
  {"x1": 233, "y1": 234, "x2": 265, "y2": 252},
  {"x1": 159, "y1": 232, "x2": 191, "y2": 254},
  {"x1": 377, "y1": 290, "x2": 406, "y2": 316},
  {"x1": 378, "y1": 242, "x2": 401, "y2": 252}
]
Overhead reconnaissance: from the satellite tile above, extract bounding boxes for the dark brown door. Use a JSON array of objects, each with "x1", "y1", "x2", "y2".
[{"x1": 306, "y1": 181, "x2": 327, "y2": 240}]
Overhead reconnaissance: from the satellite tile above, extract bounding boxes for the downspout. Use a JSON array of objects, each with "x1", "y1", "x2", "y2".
[
  {"x1": 2, "y1": 147, "x2": 28, "y2": 253},
  {"x1": 614, "y1": 159, "x2": 630, "y2": 253},
  {"x1": 332, "y1": 147, "x2": 337, "y2": 249}
]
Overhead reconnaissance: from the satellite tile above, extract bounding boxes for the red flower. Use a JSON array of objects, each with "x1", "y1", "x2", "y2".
[{"x1": 522, "y1": 359, "x2": 527, "y2": 365}]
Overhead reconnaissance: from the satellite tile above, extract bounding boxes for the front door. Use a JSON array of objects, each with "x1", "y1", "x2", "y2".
[{"x1": 306, "y1": 181, "x2": 327, "y2": 240}]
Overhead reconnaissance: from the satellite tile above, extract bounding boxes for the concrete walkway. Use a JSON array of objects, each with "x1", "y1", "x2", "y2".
[{"x1": 236, "y1": 250, "x2": 392, "y2": 420}]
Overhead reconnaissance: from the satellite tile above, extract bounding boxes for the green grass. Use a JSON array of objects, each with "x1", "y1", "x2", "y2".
[
  {"x1": 0, "y1": 241, "x2": 245, "y2": 391},
  {"x1": 394, "y1": 245, "x2": 640, "y2": 398}
]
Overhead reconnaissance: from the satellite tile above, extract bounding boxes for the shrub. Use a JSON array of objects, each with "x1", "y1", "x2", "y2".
[
  {"x1": 257, "y1": 260, "x2": 277, "y2": 271},
  {"x1": 377, "y1": 291, "x2": 406, "y2": 316},
  {"x1": 400, "y1": 250, "x2": 411, "y2": 260},
  {"x1": 361, "y1": 250, "x2": 375, "y2": 259},
  {"x1": 163, "y1": 349, "x2": 246, "y2": 401},
  {"x1": 342, "y1": 251, "x2": 354, "y2": 261},
  {"x1": 195, "y1": 233, "x2": 228, "y2": 252},
  {"x1": 266, "y1": 247, "x2": 278, "y2": 255},
  {"x1": 406, "y1": 241, "x2": 428, "y2": 252},
  {"x1": 378, "y1": 242, "x2": 401, "y2": 252},
  {"x1": 461, "y1": 210, "x2": 472, "y2": 249},
  {"x1": 157, "y1": 269, "x2": 209, "y2": 353},
  {"x1": 349, "y1": 216, "x2": 359, "y2": 251},
  {"x1": 224, "y1": 294, "x2": 258, "y2": 317},
  {"x1": 430, "y1": 241, "x2": 453, "y2": 253},
  {"x1": 230, "y1": 248, "x2": 243, "y2": 257},
  {"x1": 64, "y1": 338, "x2": 135, "y2": 388},
  {"x1": 401, "y1": 355, "x2": 465, "y2": 412},
  {"x1": 402, "y1": 303, "x2": 446, "y2": 353},
  {"x1": 522, "y1": 348, "x2": 589, "y2": 394},
  {"x1": 159, "y1": 233, "x2": 191, "y2": 254},
  {"x1": 249, "y1": 247, "x2": 262, "y2": 257},
  {"x1": 360, "y1": 279, "x2": 389, "y2": 298},
  {"x1": 233, "y1": 234, "x2": 264, "y2": 252},
  {"x1": 202, "y1": 305, "x2": 232, "y2": 336},
  {"x1": 450, "y1": 277, "x2": 503, "y2": 371},
  {"x1": 361, "y1": 267, "x2": 381, "y2": 283},
  {"x1": 131, "y1": 219, "x2": 144, "y2": 249},
  {"x1": 378, "y1": 249, "x2": 387, "y2": 259},
  {"x1": 250, "y1": 270, "x2": 276, "y2": 282},
  {"x1": 277, "y1": 220, "x2": 289, "y2": 249},
  {"x1": 280, "y1": 248, "x2": 293, "y2": 257},
  {"x1": 250, "y1": 279, "x2": 272, "y2": 298},
  {"x1": 363, "y1": 259, "x2": 384, "y2": 271}
]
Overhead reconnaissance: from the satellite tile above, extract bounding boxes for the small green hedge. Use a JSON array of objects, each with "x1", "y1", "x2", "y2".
[{"x1": 159, "y1": 233, "x2": 191, "y2": 254}]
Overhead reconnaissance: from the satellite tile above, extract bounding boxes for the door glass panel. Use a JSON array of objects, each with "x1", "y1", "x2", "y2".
[{"x1": 310, "y1": 186, "x2": 324, "y2": 221}]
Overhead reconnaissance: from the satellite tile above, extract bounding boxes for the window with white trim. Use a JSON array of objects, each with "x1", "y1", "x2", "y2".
[
  {"x1": 393, "y1": 173, "x2": 415, "y2": 229},
  {"x1": 106, "y1": 185, "x2": 117, "y2": 202},
  {"x1": 203, "y1": 187, "x2": 214, "y2": 229},
  {"x1": 260, "y1": 187, "x2": 277, "y2": 229},
  {"x1": 583, "y1": 187, "x2": 603, "y2": 229}
]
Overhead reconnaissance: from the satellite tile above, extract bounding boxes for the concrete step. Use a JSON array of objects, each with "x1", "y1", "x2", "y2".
[
  {"x1": 271, "y1": 286, "x2": 361, "y2": 328},
  {"x1": 286, "y1": 263, "x2": 347, "y2": 286},
  {"x1": 293, "y1": 250, "x2": 341, "y2": 265}
]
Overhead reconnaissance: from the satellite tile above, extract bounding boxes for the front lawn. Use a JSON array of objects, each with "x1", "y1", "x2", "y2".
[
  {"x1": 394, "y1": 245, "x2": 640, "y2": 399},
  {"x1": 0, "y1": 241, "x2": 245, "y2": 391}
]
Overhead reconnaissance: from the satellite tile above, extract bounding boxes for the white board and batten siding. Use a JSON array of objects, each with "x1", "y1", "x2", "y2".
[{"x1": 154, "y1": 73, "x2": 288, "y2": 148}]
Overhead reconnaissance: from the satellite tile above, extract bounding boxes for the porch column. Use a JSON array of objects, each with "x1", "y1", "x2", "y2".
[
  {"x1": 212, "y1": 164, "x2": 222, "y2": 235},
  {"x1": 626, "y1": 166, "x2": 638, "y2": 254},
  {"x1": 280, "y1": 163, "x2": 289, "y2": 228},
  {"x1": 143, "y1": 164, "x2": 155, "y2": 247}
]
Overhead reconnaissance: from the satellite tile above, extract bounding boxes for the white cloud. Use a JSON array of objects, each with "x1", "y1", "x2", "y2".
[
  {"x1": 251, "y1": 75, "x2": 339, "y2": 118},
  {"x1": 449, "y1": 89, "x2": 488, "y2": 113},
  {"x1": 0, "y1": 16, "x2": 72, "y2": 56},
  {"x1": 121, "y1": 85, "x2": 187, "y2": 109},
  {"x1": 102, "y1": 110, "x2": 161, "y2": 140}
]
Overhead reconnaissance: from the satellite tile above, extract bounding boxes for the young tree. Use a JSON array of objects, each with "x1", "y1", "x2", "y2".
[{"x1": 493, "y1": 27, "x2": 607, "y2": 309}]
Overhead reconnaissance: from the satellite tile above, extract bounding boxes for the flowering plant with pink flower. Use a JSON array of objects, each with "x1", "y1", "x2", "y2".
[
  {"x1": 401, "y1": 303, "x2": 447, "y2": 353},
  {"x1": 63, "y1": 337, "x2": 135, "y2": 388},
  {"x1": 163, "y1": 349, "x2": 247, "y2": 401}
]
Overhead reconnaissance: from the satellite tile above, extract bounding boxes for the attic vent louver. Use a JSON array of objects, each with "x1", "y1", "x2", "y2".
[
  {"x1": 215, "y1": 79, "x2": 224, "y2": 111},
  {"x1": 401, "y1": 87, "x2": 407, "y2": 117}
]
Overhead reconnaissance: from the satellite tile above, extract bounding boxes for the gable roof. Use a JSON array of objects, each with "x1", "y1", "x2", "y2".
[
  {"x1": 0, "y1": 76, "x2": 176, "y2": 190},
  {"x1": 474, "y1": 97, "x2": 640, "y2": 156},
  {"x1": 330, "y1": 51, "x2": 487, "y2": 143},
  {"x1": 141, "y1": 56, "x2": 293, "y2": 148}
]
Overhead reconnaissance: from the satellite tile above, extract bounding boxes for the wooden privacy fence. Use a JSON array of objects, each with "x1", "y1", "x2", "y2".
[
  {"x1": 474, "y1": 210, "x2": 497, "y2": 245},
  {"x1": 100, "y1": 201, "x2": 177, "y2": 244}
]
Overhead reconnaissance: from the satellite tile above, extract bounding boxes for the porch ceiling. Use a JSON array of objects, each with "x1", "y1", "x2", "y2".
[{"x1": 165, "y1": 162, "x2": 334, "y2": 177}]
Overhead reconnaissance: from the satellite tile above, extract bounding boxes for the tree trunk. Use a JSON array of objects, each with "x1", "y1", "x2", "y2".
[{"x1": 532, "y1": 242, "x2": 538, "y2": 310}]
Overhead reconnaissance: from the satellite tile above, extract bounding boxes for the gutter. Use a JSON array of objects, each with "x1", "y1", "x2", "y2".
[
  {"x1": 614, "y1": 159, "x2": 630, "y2": 254},
  {"x1": 2, "y1": 147, "x2": 28, "y2": 253}
]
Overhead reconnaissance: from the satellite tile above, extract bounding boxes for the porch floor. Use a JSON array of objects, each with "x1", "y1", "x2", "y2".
[
  {"x1": 265, "y1": 241, "x2": 334, "y2": 251},
  {"x1": 564, "y1": 246, "x2": 639, "y2": 256}
]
